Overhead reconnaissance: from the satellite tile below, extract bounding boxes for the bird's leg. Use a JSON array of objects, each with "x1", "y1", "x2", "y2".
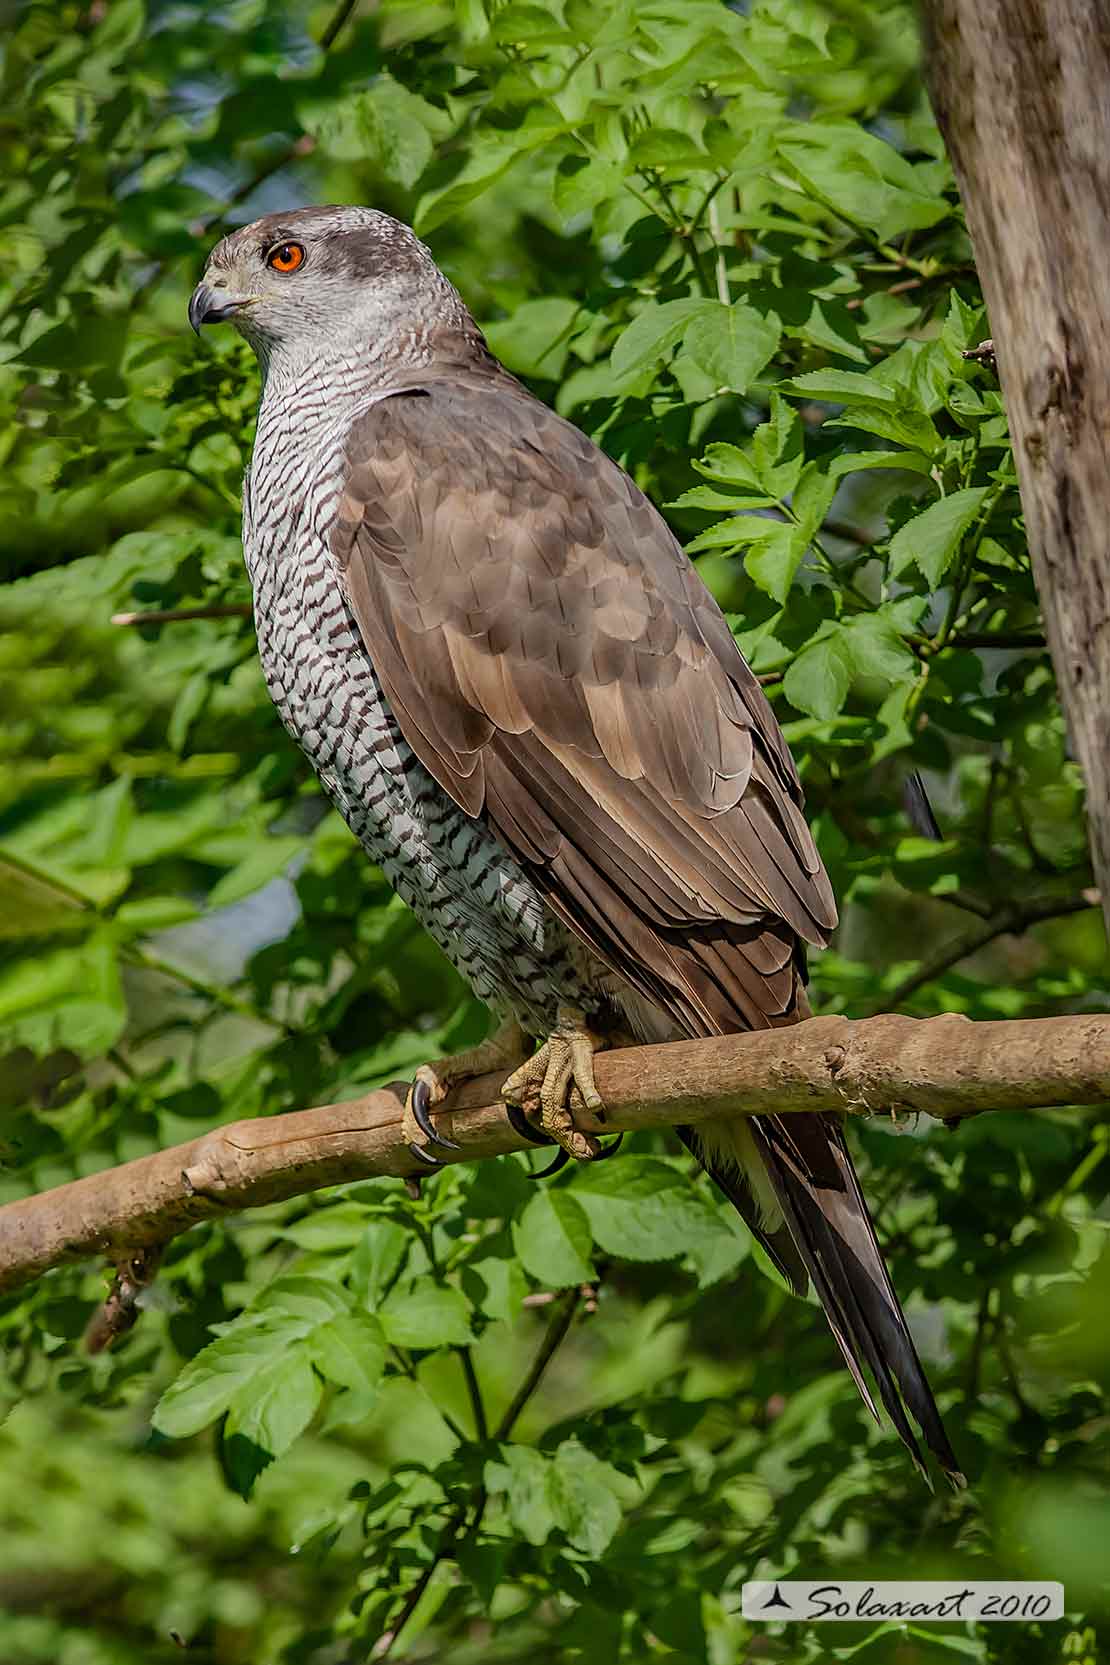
[
  {"x1": 404, "y1": 1017, "x2": 529, "y2": 1159},
  {"x1": 500, "y1": 1004, "x2": 605, "y2": 1162}
]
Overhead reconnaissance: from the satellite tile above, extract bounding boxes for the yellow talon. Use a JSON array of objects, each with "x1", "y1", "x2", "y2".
[{"x1": 500, "y1": 1005, "x2": 605, "y2": 1161}]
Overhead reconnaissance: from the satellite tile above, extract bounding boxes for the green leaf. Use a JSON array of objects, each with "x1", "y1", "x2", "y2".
[
  {"x1": 791, "y1": 299, "x2": 867, "y2": 363},
  {"x1": 686, "y1": 515, "x2": 809, "y2": 603},
  {"x1": 573, "y1": 1156, "x2": 738, "y2": 1266},
  {"x1": 151, "y1": 1275, "x2": 354, "y2": 1485},
  {"x1": 888, "y1": 487, "x2": 989, "y2": 586},
  {"x1": 828, "y1": 450, "x2": 933, "y2": 479},
  {"x1": 784, "y1": 633, "x2": 854, "y2": 719},
  {"x1": 513, "y1": 1189, "x2": 595, "y2": 1286},
  {"x1": 153, "y1": 1316, "x2": 283, "y2": 1440},
  {"x1": 752, "y1": 392, "x2": 805, "y2": 494},
  {"x1": 669, "y1": 484, "x2": 775, "y2": 512},
  {"x1": 358, "y1": 77, "x2": 438, "y2": 189},
  {"x1": 842, "y1": 614, "x2": 917, "y2": 683},
  {"x1": 779, "y1": 124, "x2": 950, "y2": 243},
  {"x1": 692, "y1": 443, "x2": 764, "y2": 489},
  {"x1": 611, "y1": 299, "x2": 714, "y2": 379},
  {"x1": 782, "y1": 368, "x2": 898, "y2": 405},
  {"x1": 683, "y1": 302, "x2": 781, "y2": 394},
  {"x1": 0, "y1": 928, "x2": 125, "y2": 1058},
  {"x1": 310, "y1": 1312, "x2": 387, "y2": 1395},
  {"x1": 827, "y1": 403, "x2": 942, "y2": 455},
  {"x1": 353, "y1": 1220, "x2": 409, "y2": 1308},
  {"x1": 114, "y1": 894, "x2": 200, "y2": 933},
  {"x1": 553, "y1": 155, "x2": 624, "y2": 220},
  {"x1": 250, "y1": 1276, "x2": 351, "y2": 1324},
  {"x1": 379, "y1": 1280, "x2": 472, "y2": 1348},
  {"x1": 746, "y1": 522, "x2": 809, "y2": 605},
  {"x1": 546, "y1": 1438, "x2": 624, "y2": 1556},
  {"x1": 466, "y1": 1254, "x2": 528, "y2": 1323},
  {"x1": 85, "y1": 777, "x2": 133, "y2": 865},
  {"x1": 206, "y1": 836, "x2": 305, "y2": 909},
  {"x1": 790, "y1": 461, "x2": 835, "y2": 541},
  {"x1": 484, "y1": 297, "x2": 581, "y2": 380},
  {"x1": 223, "y1": 1351, "x2": 323, "y2": 1496},
  {"x1": 416, "y1": 113, "x2": 569, "y2": 234},
  {"x1": 484, "y1": 1445, "x2": 555, "y2": 1545}
]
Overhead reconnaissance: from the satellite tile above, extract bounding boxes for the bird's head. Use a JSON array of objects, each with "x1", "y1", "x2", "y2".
[{"x1": 188, "y1": 204, "x2": 470, "y2": 372}]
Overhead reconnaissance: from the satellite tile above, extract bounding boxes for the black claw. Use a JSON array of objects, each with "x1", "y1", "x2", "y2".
[
  {"x1": 527, "y1": 1147, "x2": 571, "y2": 1180},
  {"x1": 593, "y1": 1132, "x2": 624, "y2": 1161},
  {"x1": 408, "y1": 1141, "x2": 441, "y2": 1166},
  {"x1": 411, "y1": 1077, "x2": 461, "y2": 1151},
  {"x1": 505, "y1": 1103, "x2": 557, "y2": 1146}
]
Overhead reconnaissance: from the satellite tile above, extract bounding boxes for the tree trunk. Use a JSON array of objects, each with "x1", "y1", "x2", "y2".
[{"x1": 920, "y1": 0, "x2": 1110, "y2": 941}]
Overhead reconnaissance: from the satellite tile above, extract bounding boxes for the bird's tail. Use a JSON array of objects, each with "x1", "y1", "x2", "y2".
[{"x1": 685, "y1": 1111, "x2": 965, "y2": 1489}]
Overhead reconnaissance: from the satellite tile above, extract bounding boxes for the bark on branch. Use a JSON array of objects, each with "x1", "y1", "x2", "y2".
[{"x1": 2, "y1": 1011, "x2": 1109, "y2": 1295}]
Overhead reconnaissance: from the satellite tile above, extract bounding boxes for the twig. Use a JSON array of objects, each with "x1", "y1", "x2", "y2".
[
  {"x1": 83, "y1": 1245, "x2": 164, "y2": 1353},
  {"x1": 458, "y1": 1346, "x2": 489, "y2": 1441},
  {"x1": 707, "y1": 195, "x2": 730, "y2": 306},
  {"x1": 318, "y1": 0, "x2": 360, "y2": 48},
  {"x1": 874, "y1": 894, "x2": 1097, "y2": 1013},
  {"x1": 964, "y1": 1285, "x2": 992, "y2": 1406},
  {"x1": 945, "y1": 629, "x2": 1046, "y2": 650},
  {"x1": 493, "y1": 1285, "x2": 581, "y2": 1440},
  {"x1": 377, "y1": 1286, "x2": 585, "y2": 1658},
  {"x1": 122, "y1": 942, "x2": 290, "y2": 1033},
  {"x1": 112, "y1": 604, "x2": 252, "y2": 627}
]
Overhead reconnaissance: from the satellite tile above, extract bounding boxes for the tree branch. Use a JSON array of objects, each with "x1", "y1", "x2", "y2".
[{"x1": 4, "y1": 1011, "x2": 1110, "y2": 1296}]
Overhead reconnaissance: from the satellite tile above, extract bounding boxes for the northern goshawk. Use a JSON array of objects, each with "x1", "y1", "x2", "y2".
[{"x1": 189, "y1": 204, "x2": 961, "y2": 1485}]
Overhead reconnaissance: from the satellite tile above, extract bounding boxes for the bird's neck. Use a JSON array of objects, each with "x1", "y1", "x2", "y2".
[{"x1": 257, "y1": 332, "x2": 419, "y2": 408}]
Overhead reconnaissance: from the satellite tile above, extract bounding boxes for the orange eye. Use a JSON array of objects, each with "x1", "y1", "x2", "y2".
[{"x1": 267, "y1": 241, "x2": 305, "y2": 273}]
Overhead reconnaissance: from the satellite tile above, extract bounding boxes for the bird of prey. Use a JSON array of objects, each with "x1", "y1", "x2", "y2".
[{"x1": 190, "y1": 205, "x2": 962, "y2": 1486}]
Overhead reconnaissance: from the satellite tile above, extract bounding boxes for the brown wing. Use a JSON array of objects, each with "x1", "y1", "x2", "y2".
[
  {"x1": 332, "y1": 368, "x2": 960, "y2": 1486},
  {"x1": 332, "y1": 367, "x2": 836, "y2": 1039}
]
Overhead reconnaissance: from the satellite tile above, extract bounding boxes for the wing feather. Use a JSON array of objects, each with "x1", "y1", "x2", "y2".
[{"x1": 330, "y1": 365, "x2": 960, "y2": 1484}]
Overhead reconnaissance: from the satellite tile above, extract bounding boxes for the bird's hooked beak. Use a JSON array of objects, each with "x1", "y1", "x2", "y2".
[{"x1": 188, "y1": 278, "x2": 251, "y2": 334}]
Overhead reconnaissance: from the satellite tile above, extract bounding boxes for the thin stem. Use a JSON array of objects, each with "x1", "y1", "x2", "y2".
[
  {"x1": 932, "y1": 477, "x2": 1004, "y2": 656},
  {"x1": 495, "y1": 1284, "x2": 582, "y2": 1439},
  {"x1": 112, "y1": 604, "x2": 252, "y2": 627},
  {"x1": 687, "y1": 172, "x2": 730, "y2": 240},
  {"x1": 1044, "y1": 1136, "x2": 1109, "y2": 1217},
  {"x1": 457, "y1": 1347, "x2": 489, "y2": 1442},
  {"x1": 874, "y1": 894, "x2": 1096, "y2": 1014},
  {"x1": 376, "y1": 1285, "x2": 586, "y2": 1659},
  {"x1": 374, "y1": 1493, "x2": 486, "y2": 1659},
  {"x1": 964, "y1": 1285, "x2": 992, "y2": 1406},
  {"x1": 947, "y1": 629, "x2": 1046, "y2": 651},
  {"x1": 388, "y1": 1346, "x2": 468, "y2": 1445},
  {"x1": 318, "y1": 0, "x2": 359, "y2": 48},
  {"x1": 706, "y1": 194, "x2": 729, "y2": 305},
  {"x1": 639, "y1": 171, "x2": 714, "y2": 296},
  {"x1": 122, "y1": 943, "x2": 290, "y2": 1033}
]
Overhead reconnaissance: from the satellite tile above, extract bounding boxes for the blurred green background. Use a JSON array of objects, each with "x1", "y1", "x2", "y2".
[{"x1": 0, "y1": 0, "x2": 1107, "y2": 1660}]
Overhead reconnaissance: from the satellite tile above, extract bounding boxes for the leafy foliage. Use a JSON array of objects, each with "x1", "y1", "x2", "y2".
[{"x1": 0, "y1": 0, "x2": 1108, "y2": 1660}]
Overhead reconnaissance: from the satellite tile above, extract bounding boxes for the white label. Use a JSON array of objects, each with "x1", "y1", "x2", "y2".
[{"x1": 741, "y1": 1581, "x2": 1064, "y2": 1623}]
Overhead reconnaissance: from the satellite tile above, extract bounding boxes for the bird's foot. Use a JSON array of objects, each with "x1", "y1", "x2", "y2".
[
  {"x1": 404, "y1": 1018, "x2": 529, "y2": 1165},
  {"x1": 500, "y1": 1005, "x2": 606, "y2": 1163}
]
